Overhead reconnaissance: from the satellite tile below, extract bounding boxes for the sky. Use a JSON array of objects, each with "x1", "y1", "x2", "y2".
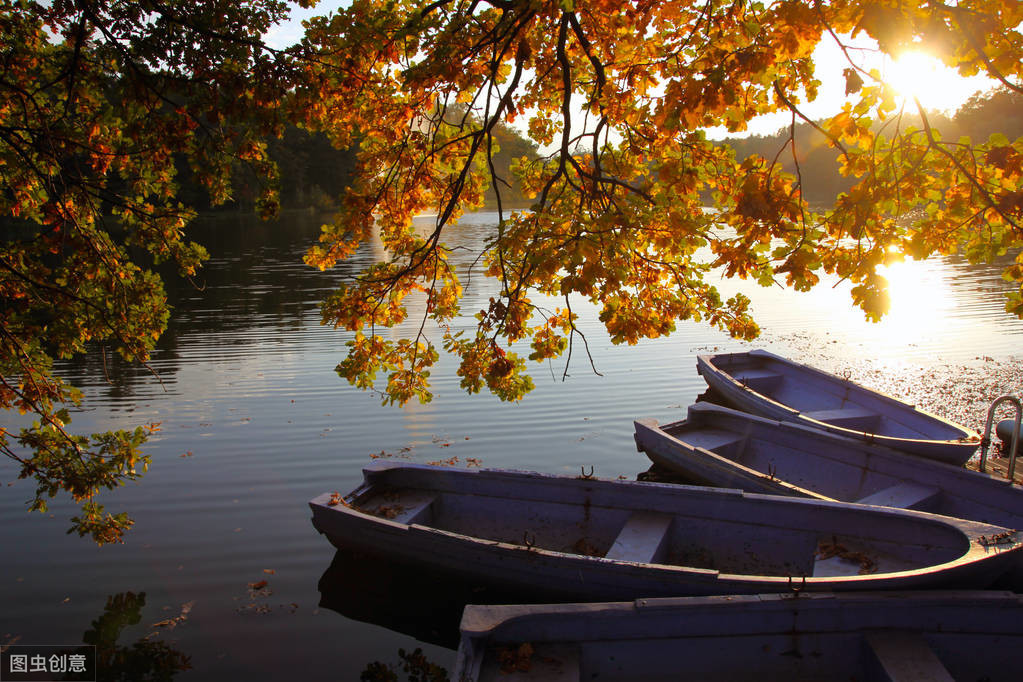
[{"x1": 265, "y1": 2, "x2": 998, "y2": 140}]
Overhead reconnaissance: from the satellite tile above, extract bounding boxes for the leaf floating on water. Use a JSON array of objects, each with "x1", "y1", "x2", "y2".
[
  {"x1": 150, "y1": 601, "x2": 195, "y2": 633},
  {"x1": 236, "y1": 603, "x2": 272, "y2": 616},
  {"x1": 246, "y1": 579, "x2": 273, "y2": 600}
]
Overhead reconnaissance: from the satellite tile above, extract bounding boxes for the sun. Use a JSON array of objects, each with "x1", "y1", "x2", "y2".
[{"x1": 884, "y1": 49, "x2": 986, "y2": 113}]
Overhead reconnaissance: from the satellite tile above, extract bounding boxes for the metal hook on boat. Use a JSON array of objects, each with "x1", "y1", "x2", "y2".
[
  {"x1": 979, "y1": 395, "x2": 1021, "y2": 479},
  {"x1": 522, "y1": 532, "x2": 536, "y2": 550},
  {"x1": 788, "y1": 575, "x2": 806, "y2": 595},
  {"x1": 767, "y1": 463, "x2": 777, "y2": 481},
  {"x1": 580, "y1": 465, "x2": 595, "y2": 480}
]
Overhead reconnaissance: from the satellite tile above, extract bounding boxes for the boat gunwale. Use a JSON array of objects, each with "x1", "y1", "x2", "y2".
[{"x1": 458, "y1": 589, "x2": 1023, "y2": 639}]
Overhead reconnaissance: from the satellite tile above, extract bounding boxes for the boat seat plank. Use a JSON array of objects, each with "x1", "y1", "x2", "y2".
[
  {"x1": 682, "y1": 428, "x2": 746, "y2": 455},
  {"x1": 385, "y1": 491, "x2": 436, "y2": 525},
  {"x1": 855, "y1": 483, "x2": 942, "y2": 511},
  {"x1": 863, "y1": 632, "x2": 955, "y2": 682},
  {"x1": 732, "y1": 369, "x2": 784, "y2": 394},
  {"x1": 605, "y1": 512, "x2": 673, "y2": 564},
  {"x1": 803, "y1": 406, "x2": 882, "y2": 432}
]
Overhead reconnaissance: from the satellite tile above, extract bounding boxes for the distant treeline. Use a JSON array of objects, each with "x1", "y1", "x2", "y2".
[
  {"x1": 177, "y1": 126, "x2": 358, "y2": 214},
  {"x1": 184, "y1": 119, "x2": 540, "y2": 215},
  {"x1": 182, "y1": 88, "x2": 1023, "y2": 214},
  {"x1": 481, "y1": 121, "x2": 542, "y2": 208},
  {"x1": 720, "y1": 87, "x2": 1023, "y2": 204}
]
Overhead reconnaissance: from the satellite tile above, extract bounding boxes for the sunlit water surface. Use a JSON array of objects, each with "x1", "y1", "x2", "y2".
[{"x1": 2, "y1": 211, "x2": 1021, "y2": 680}]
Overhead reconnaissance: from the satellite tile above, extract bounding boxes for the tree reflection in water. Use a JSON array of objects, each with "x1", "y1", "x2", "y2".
[
  {"x1": 63, "y1": 592, "x2": 190, "y2": 682},
  {"x1": 318, "y1": 548, "x2": 572, "y2": 681}
]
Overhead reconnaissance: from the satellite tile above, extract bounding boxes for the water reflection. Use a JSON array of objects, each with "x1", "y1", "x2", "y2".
[
  {"x1": 71, "y1": 592, "x2": 191, "y2": 682},
  {"x1": 317, "y1": 548, "x2": 572, "y2": 651},
  {"x1": 55, "y1": 210, "x2": 1023, "y2": 402},
  {"x1": 359, "y1": 647, "x2": 449, "y2": 682}
]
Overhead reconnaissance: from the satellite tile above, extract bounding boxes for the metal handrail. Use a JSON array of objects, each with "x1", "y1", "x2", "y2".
[{"x1": 979, "y1": 395, "x2": 1022, "y2": 479}]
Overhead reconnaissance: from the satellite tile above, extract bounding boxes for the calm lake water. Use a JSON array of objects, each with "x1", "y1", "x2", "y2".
[{"x1": 2, "y1": 210, "x2": 1022, "y2": 680}]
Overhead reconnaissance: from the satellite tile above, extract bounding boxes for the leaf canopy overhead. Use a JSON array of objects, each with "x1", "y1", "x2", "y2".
[
  {"x1": 299, "y1": 0, "x2": 1023, "y2": 403},
  {"x1": 0, "y1": 0, "x2": 304, "y2": 542},
  {"x1": 2, "y1": 0, "x2": 1022, "y2": 541}
]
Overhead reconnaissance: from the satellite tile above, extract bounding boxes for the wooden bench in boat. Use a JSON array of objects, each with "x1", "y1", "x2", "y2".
[
  {"x1": 802, "y1": 406, "x2": 883, "y2": 432},
  {"x1": 863, "y1": 632, "x2": 955, "y2": 682},
  {"x1": 731, "y1": 368, "x2": 784, "y2": 394},
  {"x1": 605, "y1": 512, "x2": 673, "y2": 564},
  {"x1": 855, "y1": 483, "x2": 942, "y2": 512},
  {"x1": 386, "y1": 490, "x2": 436, "y2": 525},
  {"x1": 682, "y1": 428, "x2": 746, "y2": 458}
]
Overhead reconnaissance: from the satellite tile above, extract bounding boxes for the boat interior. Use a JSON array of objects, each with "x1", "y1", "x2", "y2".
[
  {"x1": 470, "y1": 628, "x2": 1020, "y2": 682},
  {"x1": 660, "y1": 413, "x2": 1022, "y2": 528},
  {"x1": 713, "y1": 354, "x2": 962, "y2": 440},
  {"x1": 350, "y1": 476, "x2": 970, "y2": 579}
]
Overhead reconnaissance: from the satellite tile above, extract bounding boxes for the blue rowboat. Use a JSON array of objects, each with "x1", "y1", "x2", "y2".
[
  {"x1": 697, "y1": 349, "x2": 980, "y2": 465},
  {"x1": 310, "y1": 462, "x2": 1022, "y2": 601},
  {"x1": 634, "y1": 402, "x2": 1023, "y2": 588},
  {"x1": 634, "y1": 402, "x2": 1023, "y2": 528},
  {"x1": 454, "y1": 591, "x2": 1023, "y2": 681}
]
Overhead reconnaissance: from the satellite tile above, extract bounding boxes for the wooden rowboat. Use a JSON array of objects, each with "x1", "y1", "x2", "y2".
[
  {"x1": 634, "y1": 402, "x2": 1023, "y2": 529},
  {"x1": 454, "y1": 591, "x2": 1023, "y2": 681},
  {"x1": 309, "y1": 462, "x2": 1022, "y2": 601},
  {"x1": 697, "y1": 349, "x2": 980, "y2": 465},
  {"x1": 633, "y1": 402, "x2": 1023, "y2": 588}
]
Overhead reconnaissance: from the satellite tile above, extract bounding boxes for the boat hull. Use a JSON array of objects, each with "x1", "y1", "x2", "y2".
[
  {"x1": 309, "y1": 463, "x2": 1022, "y2": 602},
  {"x1": 455, "y1": 591, "x2": 1023, "y2": 681},
  {"x1": 697, "y1": 350, "x2": 980, "y2": 465},
  {"x1": 634, "y1": 403, "x2": 1023, "y2": 589},
  {"x1": 634, "y1": 403, "x2": 1023, "y2": 527}
]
